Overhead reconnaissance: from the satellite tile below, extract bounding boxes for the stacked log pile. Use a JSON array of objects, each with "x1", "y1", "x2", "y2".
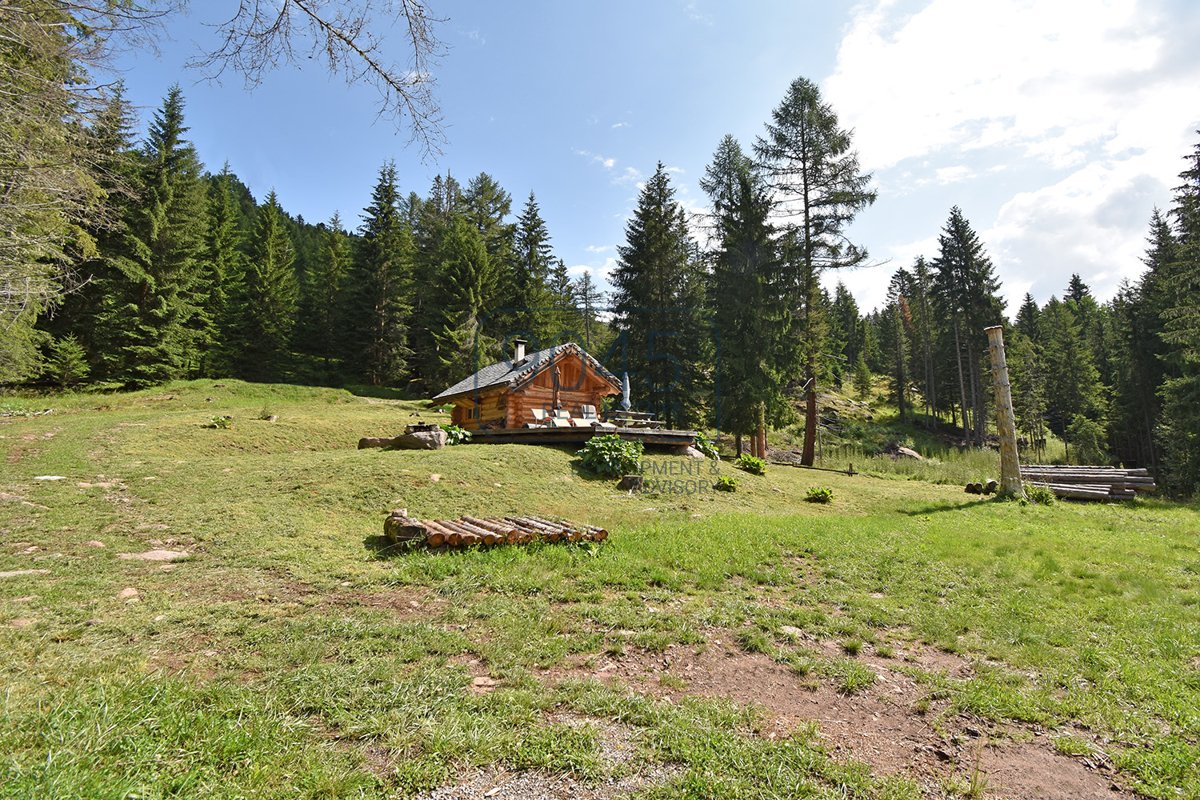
[
  {"x1": 1019, "y1": 465, "x2": 1157, "y2": 501},
  {"x1": 384, "y1": 509, "x2": 608, "y2": 548}
]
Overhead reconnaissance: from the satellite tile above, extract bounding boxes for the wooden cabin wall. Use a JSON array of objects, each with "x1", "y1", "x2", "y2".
[{"x1": 450, "y1": 388, "x2": 507, "y2": 431}]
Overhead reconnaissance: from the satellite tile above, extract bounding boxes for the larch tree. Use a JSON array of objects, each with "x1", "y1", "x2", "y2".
[{"x1": 754, "y1": 76, "x2": 876, "y2": 465}]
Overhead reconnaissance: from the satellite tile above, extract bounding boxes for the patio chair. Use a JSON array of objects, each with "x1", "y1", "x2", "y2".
[{"x1": 525, "y1": 408, "x2": 550, "y2": 428}]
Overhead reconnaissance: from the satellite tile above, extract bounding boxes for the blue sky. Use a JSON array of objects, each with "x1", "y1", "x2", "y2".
[{"x1": 113, "y1": 0, "x2": 1200, "y2": 313}]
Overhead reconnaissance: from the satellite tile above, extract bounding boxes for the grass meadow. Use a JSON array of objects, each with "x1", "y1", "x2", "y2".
[{"x1": 1, "y1": 380, "x2": 1197, "y2": 798}]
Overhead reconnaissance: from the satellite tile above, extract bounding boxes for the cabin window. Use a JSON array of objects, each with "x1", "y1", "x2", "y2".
[{"x1": 470, "y1": 400, "x2": 481, "y2": 419}]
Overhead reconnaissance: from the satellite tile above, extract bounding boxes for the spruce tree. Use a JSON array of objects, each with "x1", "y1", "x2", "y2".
[
  {"x1": 429, "y1": 216, "x2": 499, "y2": 387},
  {"x1": 95, "y1": 85, "x2": 208, "y2": 387},
  {"x1": 572, "y1": 270, "x2": 607, "y2": 351},
  {"x1": 202, "y1": 166, "x2": 247, "y2": 376},
  {"x1": 510, "y1": 192, "x2": 556, "y2": 344},
  {"x1": 610, "y1": 163, "x2": 709, "y2": 429},
  {"x1": 701, "y1": 135, "x2": 789, "y2": 444},
  {"x1": 1159, "y1": 134, "x2": 1200, "y2": 495},
  {"x1": 299, "y1": 212, "x2": 351, "y2": 379},
  {"x1": 754, "y1": 76, "x2": 876, "y2": 464},
  {"x1": 1040, "y1": 298, "x2": 1105, "y2": 436},
  {"x1": 462, "y1": 173, "x2": 514, "y2": 339},
  {"x1": 883, "y1": 268, "x2": 912, "y2": 419},
  {"x1": 343, "y1": 163, "x2": 414, "y2": 386},
  {"x1": 228, "y1": 191, "x2": 297, "y2": 381},
  {"x1": 930, "y1": 207, "x2": 1004, "y2": 445}
]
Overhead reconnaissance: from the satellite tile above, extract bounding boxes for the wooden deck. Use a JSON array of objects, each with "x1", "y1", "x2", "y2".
[{"x1": 469, "y1": 425, "x2": 698, "y2": 447}]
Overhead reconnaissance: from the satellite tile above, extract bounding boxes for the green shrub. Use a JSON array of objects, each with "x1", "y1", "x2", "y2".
[
  {"x1": 204, "y1": 415, "x2": 233, "y2": 429},
  {"x1": 714, "y1": 475, "x2": 738, "y2": 492},
  {"x1": 694, "y1": 432, "x2": 720, "y2": 461},
  {"x1": 805, "y1": 486, "x2": 834, "y2": 504},
  {"x1": 577, "y1": 434, "x2": 643, "y2": 478},
  {"x1": 734, "y1": 454, "x2": 766, "y2": 475},
  {"x1": 440, "y1": 424, "x2": 472, "y2": 445},
  {"x1": 1026, "y1": 485, "x2": 1055, "y2": 506}
]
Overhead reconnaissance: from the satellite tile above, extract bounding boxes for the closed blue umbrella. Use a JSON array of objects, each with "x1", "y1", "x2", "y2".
[{"x1": 621, "y1": 372, "x2": 631, "y2": 411}]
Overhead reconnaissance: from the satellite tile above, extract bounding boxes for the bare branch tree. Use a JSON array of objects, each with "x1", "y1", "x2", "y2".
[{"x1": 190, "y1": 0, "x2": 446, "y2": 156}]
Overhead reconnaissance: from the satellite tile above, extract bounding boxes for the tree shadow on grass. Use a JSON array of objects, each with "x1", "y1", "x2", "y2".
[
  {"x1": 363, "y1": 534, "x2": 413, "y2": 559},
  {"x1": 901, "y1": 498, "x2": 994, "y2": 516}
]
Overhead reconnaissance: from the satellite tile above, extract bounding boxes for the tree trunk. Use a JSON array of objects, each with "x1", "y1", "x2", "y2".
[
  {"x1": 986, "y1": 326, "x2": 1024, "y2": 498},
  {"x1": 801, "y1": 367, "x2": 817, "y2": 466},
  {"x1": 953, "y1": 318, "x2": 969, "y2": 442}
]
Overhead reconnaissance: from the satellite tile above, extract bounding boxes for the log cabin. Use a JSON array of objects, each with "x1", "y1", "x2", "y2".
[{"x1": 432, "y1": 340, "x2": 622, "y2": 431}]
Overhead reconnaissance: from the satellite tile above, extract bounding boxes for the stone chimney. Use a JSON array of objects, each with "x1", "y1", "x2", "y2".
[{"x1": 513, "y1": 338, "x2": 527, "y2": 365}]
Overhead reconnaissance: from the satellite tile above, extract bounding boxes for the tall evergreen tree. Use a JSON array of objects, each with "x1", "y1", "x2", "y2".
[
  {"x1": 754, "y1": 76, "x2": 876, "y2": 464},
  {"x1": 572, "y1": 270, "x2": 606, "y2": 352},
  {"x1": 882, "y1": 268, "x2": 912, "y2": 419},
  {"x1": 610, "y1": 163, "x2": 709, "y2": 429},
  {"x1": 298, "y1": 212, "x2": 351, "y2": 379},
  {"x1": 509, "y1": 192, "x2": 556, "y2": 344},
  {"x1": 429, "y1": 216, "x2": 499, "y2": 388},
  {"x1": 201, "y1": 165, "x2": 247, "y2": 376},
  {"x1": 930, "y1": 207, "x2": 1004, "y2": 444},
  {"x1": 701, "y1": 135, "x2": 790, "y2": 446},
  {"x1": 1040, "y1": 297, "x2": 1104, "y2": 437},
  {"x1": 94, "y1": 85, "x2": 208, "y2": 387},
  {"x1": 343, "y1": 162, "x2": 414, "y2": 386},
  {"x1": 462, "y1": 172, "x2": 514, "y2": 339},
  {"x1": 228, "y1": 191, "x2": 297, "y2": 380},
  {"x1": 1159, "y1": 133, "x2": 1200, "y2": 495}
]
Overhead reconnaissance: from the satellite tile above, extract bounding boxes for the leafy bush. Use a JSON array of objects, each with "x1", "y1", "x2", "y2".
[
  {"x1": 694, "y1": 432, "x2": 720, "y2": 461},
  {"x1": 577, "y1": 434, "x2": 643, "y2": 478},
  {"x1": 440, "y1": 424, "x2": 472, "y2": 445},
  {"x1": 1067, "y1": 414, "x2": 1109, "y2": 465},
  {"x1": 714, "y1": 475, "x2": 738, "y2": 492},
  {"x1": 805, "y1": 486, "x2": 834, "y2": 504},
  {"x1": 1026, "y1": 485, "x2": 1055, "y2": 506},
  {"x1": 204, "y1": 415, "x2": 233, "y2": 429},
  {"x1": 734, "y1": 454, "x2": 766, "y2": 475}
]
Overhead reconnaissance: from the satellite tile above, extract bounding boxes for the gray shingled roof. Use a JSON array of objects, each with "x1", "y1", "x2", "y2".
[{"x1": 431, "y1": 343, "x2": 620, "y2": 402}]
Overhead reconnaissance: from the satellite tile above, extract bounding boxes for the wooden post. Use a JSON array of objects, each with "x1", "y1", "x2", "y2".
[{"x1": 985, "y1": 325, "x2": 1024, "y2": 499}]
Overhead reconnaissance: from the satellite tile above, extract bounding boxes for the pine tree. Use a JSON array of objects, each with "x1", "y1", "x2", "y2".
[
  {"x1": 701, "y1": 135, "x2": 790, "y2": 444},
  {"x1": 1006, "y1": 329, "x2": 1047, "y2": 461},
  {"x1": 1159, "y1": 133, "x2": 1200, "y2": 495},
  {"x1": 201, "y1": 166, "x2": 247, "y2": 376},
  {"x1": 462, "y1": 173, "x2": 514, "y2": 339},
  {"x1": 409, "y1": 173, "x2": 462, "y2": 387},
  {"x1": 853, "y1": 353, "x2": 872, "y2": 400},
  {"x1": 1040, "y1": 297, "x2": 1105, "y2": 437},
  {"x1": 510, "y1": 192, "x2": 556, "y2": 344},
  {"x1": 429, "y1": 216, "x2": 499, "y2": 387},
  {"x1": 298, "y1": 212, "x2": 351, "y2": 379},
  {"x1": 883, "y1": 268, "x2": 912, "y2": 418},
  {"x1": 755, "y1": 76, "x2": 876, "y2": 464},
  {"x1": 610, "y1": 163, "x2": 709, "y2": 429},
  {"x1": 343, "y1": 163, "x2": 414, "y2": 386},
  {"x1": 907, "y1": 257, "x2": 938, "y2": 424},
  {"x1": 227, "y1": 191, "x2": 297, "y2": 381},
  {"x1": 572, "y1": 270, "x2": 606, "y2": 351},
  {"x1": 95, "y1": 85, "x2": 208, "y2": 387},
  {"x1": 930, "y1": 207, "x2": 1004, "y2": 445},
  {"x1": 829, "y1": 282, "x2": 862, "y2": 376},
  {"x1": 1015, "y1": 293, "x2": 1041, "y2": 342}
]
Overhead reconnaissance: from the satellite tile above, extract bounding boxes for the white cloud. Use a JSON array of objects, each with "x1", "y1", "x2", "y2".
[
  {"x1": 585, "y1": 244, "x2": 613, "y2": 254},
  {"x1": 823, "y1": 0, "x2": 1200, "y2": 304},
  {"x1": 611, "y1": 122, "x2": 630, "y2": 129},
  {"x1": 614, "y1": 166, "x2": 643, "y2": 185},
  {"x1": 573, "y1": 148, "x2": 616, "y2": 170}
]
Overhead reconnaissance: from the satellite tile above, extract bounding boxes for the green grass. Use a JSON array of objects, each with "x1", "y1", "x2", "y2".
[{"x1": 1, "y1": 379, "x2": 1199, "y2": 798}]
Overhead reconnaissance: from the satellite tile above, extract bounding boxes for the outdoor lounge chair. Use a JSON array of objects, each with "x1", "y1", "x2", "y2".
[
  {"x1": 578, "y1": 404, "x2": 617, "y2": 430},
  {"x1": 549, "y1": 409, "x2": 572, "y2": 428},
  {"x1": 525, "y1": 408, "x2": 551, "y2": 428}
]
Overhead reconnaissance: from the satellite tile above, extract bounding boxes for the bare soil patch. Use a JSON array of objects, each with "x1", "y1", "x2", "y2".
[{"x1": 549, "y1": 640, "x2": 1133, "y2": 799}]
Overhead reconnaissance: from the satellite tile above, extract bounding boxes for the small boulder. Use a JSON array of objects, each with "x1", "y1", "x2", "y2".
[
  {"x1": 616, "y1": 475, "x2": 644, "y2": 492},
  {"x1": 357, "y1": 437, "x2": 392, "y2": 449},
  {"x1": 390, "y1": 429, "x2": 447, "y2": 450},
  {"x1": 117, "y1": 587, "x2": 140, "y2": 601}
]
